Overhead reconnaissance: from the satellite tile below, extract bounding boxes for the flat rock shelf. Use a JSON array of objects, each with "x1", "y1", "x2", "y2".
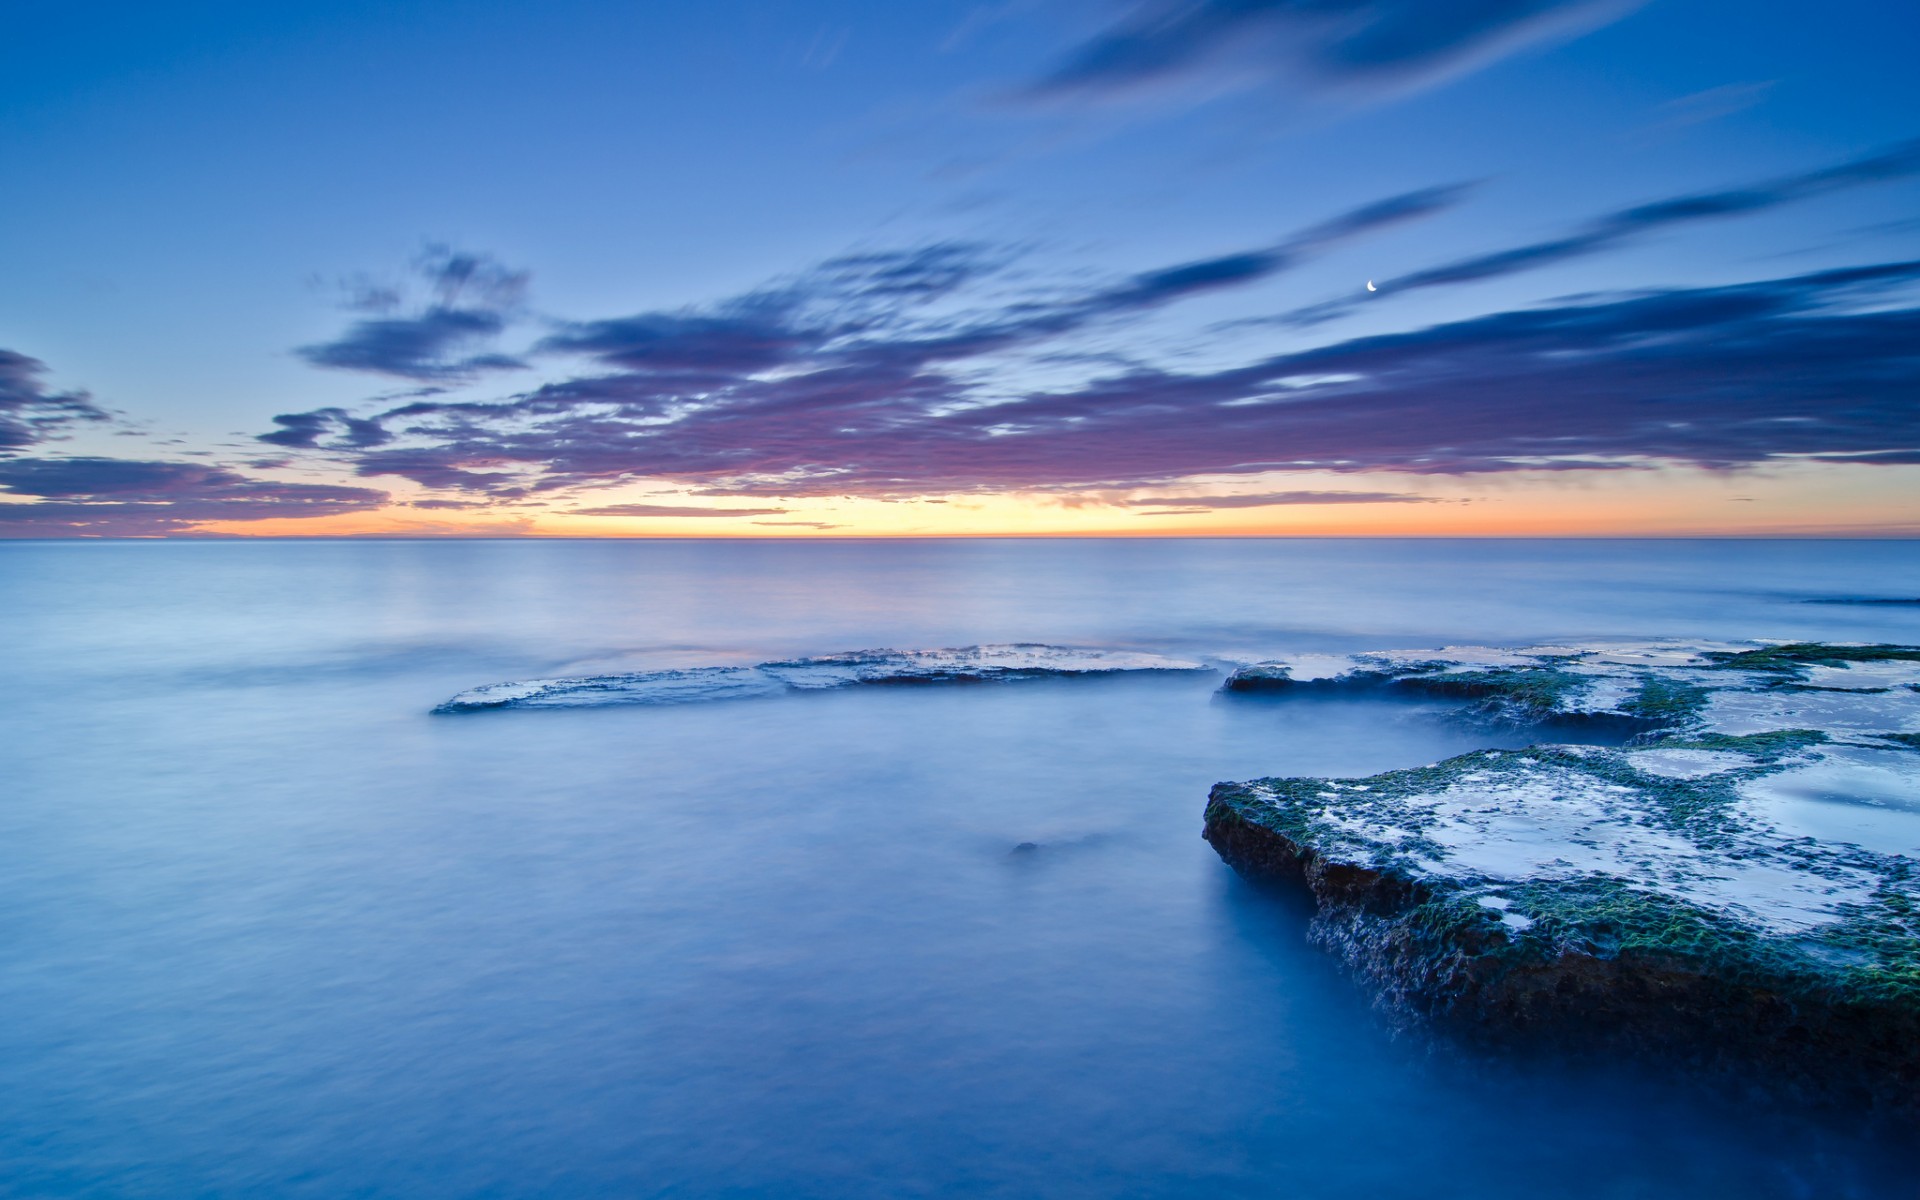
[{"x1": 1204, "y1": 641, "x2": 1920, "y2": 1115}]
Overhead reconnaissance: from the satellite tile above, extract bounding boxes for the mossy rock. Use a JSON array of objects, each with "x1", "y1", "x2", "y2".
[{"x1": 1205, "y1": 641, "x2": 1920, "y2": 1115}]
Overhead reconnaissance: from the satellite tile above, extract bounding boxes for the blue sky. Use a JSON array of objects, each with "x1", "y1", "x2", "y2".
[{"x1": 3, "y1": 0, "x2": 1918, "y2": 535}]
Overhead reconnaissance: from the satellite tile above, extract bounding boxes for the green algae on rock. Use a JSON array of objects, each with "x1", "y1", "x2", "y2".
[
  {"x1": 1224, "y1": 639, "x2": 1920, "y2": 740},
  {"x1": 1206, "y1": 641, "x2": 1920, "y2": 1112}
]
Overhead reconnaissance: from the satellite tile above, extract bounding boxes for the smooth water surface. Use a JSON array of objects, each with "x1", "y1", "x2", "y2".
[{"x1": 4, "y1": 539, "x2": 1919, "y2": 1197}]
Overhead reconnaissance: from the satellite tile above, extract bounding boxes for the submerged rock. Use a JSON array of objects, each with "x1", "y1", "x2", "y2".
[{"x1": 1206, "y1": 641, "x2": 1920, "y2": 1112}]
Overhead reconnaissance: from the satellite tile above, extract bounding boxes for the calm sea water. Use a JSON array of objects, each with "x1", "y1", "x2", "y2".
[{"x1": 4, "y1": 539, "x2": 1919, "y2": 1198}]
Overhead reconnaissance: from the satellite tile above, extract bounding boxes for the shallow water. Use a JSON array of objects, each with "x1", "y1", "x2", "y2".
[{"x1": 4, "y1": 539, "x2": 1918, "y2": 1197}]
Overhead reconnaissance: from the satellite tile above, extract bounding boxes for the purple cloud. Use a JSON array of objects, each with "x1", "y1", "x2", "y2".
[
  {"x1": 0, "y1": 350, "x2": 111, "y2": 454},
  {"x1": 265, "y1": 187, "x2": 1465, "y2": 497},
  {"x1": 259, "y1": 406, "x2": 395, "y2": 449},
  {"x1": 0, "y1": 457, "x2": 389, "y2": 536},
  {"x1": 531, "y1": 188, "x2": 1460, "y2": 382},
  {"x1": 257, "y1": 257, "x2": 1920, "y2": 499}
]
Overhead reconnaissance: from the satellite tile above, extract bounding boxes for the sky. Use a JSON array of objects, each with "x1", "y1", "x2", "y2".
[{"x1": 3, "y1": 0, "x2": 1918, "y2": 538}]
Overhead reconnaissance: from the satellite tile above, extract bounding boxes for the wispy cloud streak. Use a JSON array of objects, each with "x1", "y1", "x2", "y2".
[
  {"x1": 1020, "y1": 0, "x2": 1640, "y2": 104},
  {"x1": 569, "y1": 503, "x2": 790, "y2": 518},
  {"x1": 1121, "y1": 490, "x2": 1432, "y2": 508},
  {"x1": 1286, "y1": 138, "x2": 1920, "y2": 324}
]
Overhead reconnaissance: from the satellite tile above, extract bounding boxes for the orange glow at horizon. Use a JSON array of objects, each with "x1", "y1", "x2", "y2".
[{"x1": 183, "y1": 462, "x2": 1920, "y2": 539}]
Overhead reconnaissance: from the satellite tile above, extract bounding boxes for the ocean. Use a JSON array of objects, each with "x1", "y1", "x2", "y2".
[{"x1": 4, "y1": 538, "x2": 1917, "y2": 1197}]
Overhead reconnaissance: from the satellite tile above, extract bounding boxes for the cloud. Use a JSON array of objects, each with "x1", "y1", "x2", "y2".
[
  {"x1": 1641, "y1": 82, "x2": 1775, "y2": 136},
  {"x1": 1020, "y1": 0, "x2": 1639, "y2": 104},
  {"x1": 263, "y1": 257, "x2": 1920, "y2": 497},
  {"x1": 1074, "y1": 183, "x2": 1469, "y2": 314},
  {"x1": 0, "y1": 457, "x2": 389, "y2": 535},
  {"x1": 0, "y1": 350, "x2": 112, "y2": 454},
  {"x1": 259, "y1": 406, "x2": 395, "y2": 449},
  {"x1": 1287, "y1": 138, "x2": 1920, "y2": 324},
  {"x1": 537, "y1": 242, "x2": 1000, "y2": 372},
  {"x1": 751, "y1": 520, "x2": 842, "y2": 528},
  {"x1": 532, "y1": 190, "x2": 1460, "y2": 379},
  {"x1": 1121, "y1": 489, "x2": 1432, "y2": 508},
  {"x1": 267, "y1": 188, "x2": 1463, "y2": 495},
  {"x1": 296, "y1": 247, "x2": 530, "y2": 382},
  {"x1": 568, "y1": 503, "x2": 791, "y2": 518}
]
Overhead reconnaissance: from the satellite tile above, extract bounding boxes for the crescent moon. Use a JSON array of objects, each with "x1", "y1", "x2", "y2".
[{"x1": 1366, "y1": 280, "x2": 1376, "y2": 292}]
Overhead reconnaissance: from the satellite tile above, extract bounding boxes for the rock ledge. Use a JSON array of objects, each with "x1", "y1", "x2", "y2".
[{"x1": 1206, "y1": 641, "x2": 1920, "y2": 1112}]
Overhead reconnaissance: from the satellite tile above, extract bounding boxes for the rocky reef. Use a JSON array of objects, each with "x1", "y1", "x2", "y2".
[
  {"x1": 1206, "y1": 641, "x2": 1920, "y2": 1113},
  {"x1": 436, "y1": 643, "x2": 1207, "y2": 713}
]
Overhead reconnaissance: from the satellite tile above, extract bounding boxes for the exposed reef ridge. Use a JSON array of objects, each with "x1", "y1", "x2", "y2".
[
  {"x1": 1207, "y1": 640, "x2": 1920, "y2": 1112},
  {"x1": 434, "y1": 644, "x2": 1208, "y2": 713}
]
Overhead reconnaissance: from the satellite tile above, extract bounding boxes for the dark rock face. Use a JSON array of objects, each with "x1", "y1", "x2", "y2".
[
  {"x1": 1205, "y1": 792, "x2": 1920, "y2": 1113},
  {"x1": 1205, "y1": 641, "x2": 1920, "y2": 1116}
]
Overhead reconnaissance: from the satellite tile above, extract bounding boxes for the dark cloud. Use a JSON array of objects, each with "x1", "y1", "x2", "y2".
[
  {"x1": 406, "y1": 498, "x2": 493, "y2": 510},
  {"x1": 535, "y1": 190, "x2": 1459, "y2": 380},
  {"x1": 569, "y1": 503, "x2": 791, "y2": 518},
  {"x1": 418, "y1": 248, "x2": 529, "y2": 310},
  {"x1": 0, "y1": 457, "x2": 389, "y2": 536},
  {"x1": 1288, "y1": 138, "x2": 1920, "y2": 324},
  {"x1": 1121, "y1": 490, "x2": 1433, "y2": 508},
  {"x1": 259, "y1": 257, "x2": 1920, "y2": 498},
  {"x1": 345, "y1": 449, "x2": 528, "y2": 493},
  {"x1": 1021, "y1": 0, "x2": 1637, "y2": 103},
  {"x1": 296, "y1": 247, "x2": 530, "y2": 382},
  {"x1": 269, "y1": 188, "x2": 1461, "y2": 494},
  {"x1": 0, "y1": 350, "x2": 112, "y2": 454},
  {"x1": 1807, "y1": 449, "x2": 1920, "y2": 466},
  {"x1": 259, "y1": 406, "x2": 395, "y2": 449},
  {"x1": 298, "y1": 310, "x2": 524, "y2": 382},
  {"x1": 539, "y1": 310, "x2": 820, "y2": 375},
  {"x1": 538, "y1": 243, "x2": 999, "y2": 372},
  {"x1": 1078, "y1": 183, "x2": 1467, "y2": 314}
]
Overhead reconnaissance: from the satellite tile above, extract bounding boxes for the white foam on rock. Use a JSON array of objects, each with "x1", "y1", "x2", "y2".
[
  {"x1": 439, "y1": 644, "x2": 1209, "y2": 712},
  {"x1": 1703, "y1": 688, "x2": 1920, "y2": 737},
  {"x1": 1231, "y1": 643, "x2": 1917, "y2": 723},
  {"x1": 1628, "y1": 749, "x2": 1756, "y2": 779},
  {"x1": 764, "y1": 645, "x2": 1202, "y2": 688},
  {"x1": 1578, "y1": 643, "x2": 1742, "y2": 667},
  {"x1": 1569, "y1": 672, "x2": 1638, "y2": 714},
  {"x1": 441, "y1": 666, "x2": 786, "y2": 711},
  {"x1": 1738, "y1": 747, "x2": 1920, "y2": 857},
  {"x1": 1259, "y1": 752, "x2": 1890, "y2": 934},
  {"x1": 1265, "y1": 653, "x2": 1368, "y2": 682},
  {"x1": 1802, "y1": 661, "x2": 1920, "y2": 691},
  {"x1": 1366, "y1": 646, "x2": 1547, "y2": 671},
  {"x1": 1228, "y1": 640, "x2": 1920, "y2": 942}
]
